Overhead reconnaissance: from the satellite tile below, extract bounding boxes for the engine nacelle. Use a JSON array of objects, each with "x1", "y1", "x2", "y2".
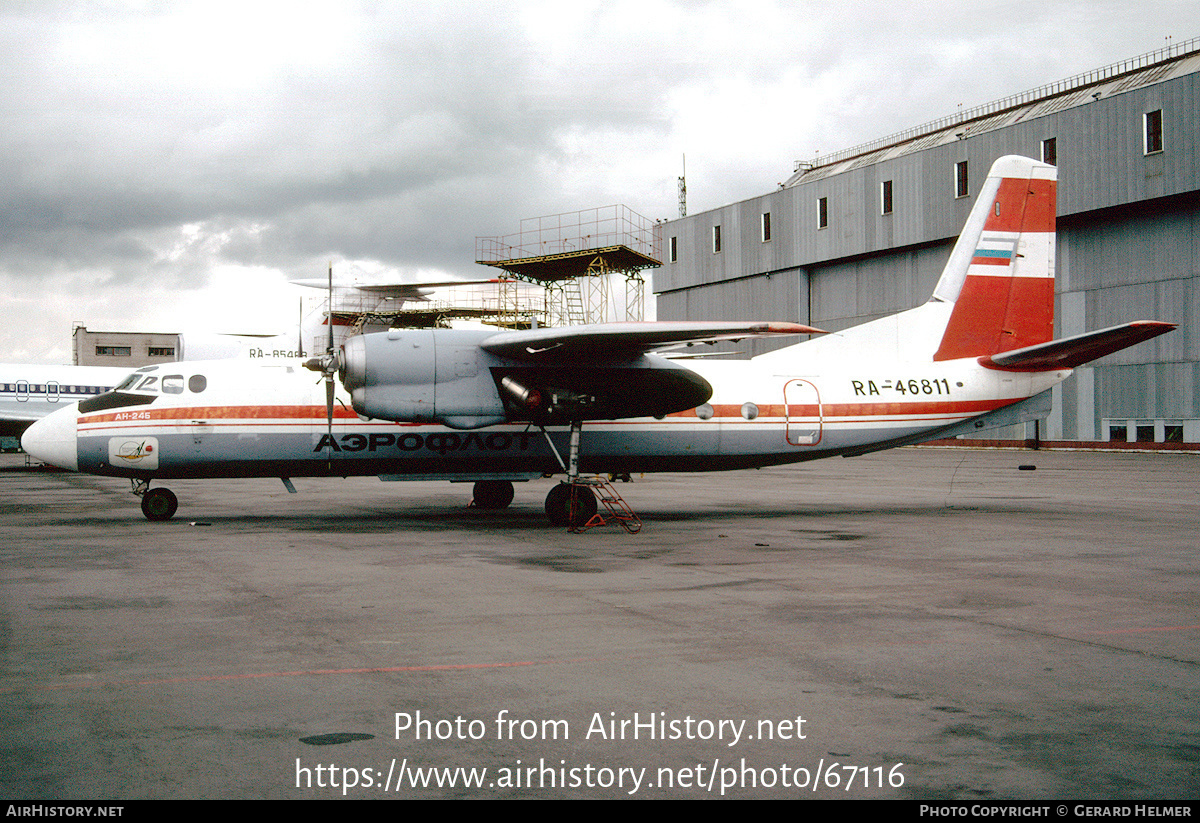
[
  {"x1": 340, "y1": 328, "x2": 714, "y2": 429},
  {"x1": 340, "y1": 329, "x2": 507, "y2": 430}
]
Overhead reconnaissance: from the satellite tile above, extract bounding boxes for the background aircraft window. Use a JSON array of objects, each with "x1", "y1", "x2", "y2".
[
  {"x1": 188, "y1": 375, "x2": 207, "y2": 393},
  {"x1": 163, "y1": 376, "x2": 184, "y2": 394}
]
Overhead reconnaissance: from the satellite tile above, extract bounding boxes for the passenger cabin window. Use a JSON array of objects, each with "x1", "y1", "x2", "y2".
[
  {"x1": 1144, "y1": 110, "x2": 1163, "y2": 154},
  {"x1": 188, "y1": 374, "x2": 207, "y2": 393}
]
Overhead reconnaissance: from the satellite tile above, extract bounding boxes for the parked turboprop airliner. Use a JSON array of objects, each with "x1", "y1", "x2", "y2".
[{"x1": 22, "y1": 156, "x2": 1175, "y2": 526}]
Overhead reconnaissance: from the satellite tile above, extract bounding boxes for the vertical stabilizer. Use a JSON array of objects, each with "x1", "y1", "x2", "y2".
[{"x1": 932, "y1": 156, "x2": 1056, "y2": 361}]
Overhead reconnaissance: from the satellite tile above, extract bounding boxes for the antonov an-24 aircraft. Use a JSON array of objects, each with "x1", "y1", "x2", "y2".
[{"x1": 22, "y1": 156, "x2": 1175, "y2": 527}]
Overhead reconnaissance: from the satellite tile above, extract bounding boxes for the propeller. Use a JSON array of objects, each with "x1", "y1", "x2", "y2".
[{"x1": 303, "y1": 262, "x2": 339, "y2": 472}]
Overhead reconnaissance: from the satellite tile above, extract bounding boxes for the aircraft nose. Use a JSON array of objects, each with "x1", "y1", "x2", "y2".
[{"x1": 21, "y1": 404, "x2": 79, "y2": 471}]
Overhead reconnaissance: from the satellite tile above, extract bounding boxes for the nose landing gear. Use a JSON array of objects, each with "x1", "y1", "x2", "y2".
[{"x1": 133, "y1": 480, "x2": 178, "y2": 521}]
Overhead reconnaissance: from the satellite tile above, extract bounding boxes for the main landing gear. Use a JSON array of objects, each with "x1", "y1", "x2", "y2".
[
  {"x1": 539, "y1": 420, "x2": 641, "y2": 533},
  {"x1": 471, "y1": 479, "x2": 515, "y2": 510},
  {"x1": 133, "y1": 480, "x2": 178, "y2": 521}
]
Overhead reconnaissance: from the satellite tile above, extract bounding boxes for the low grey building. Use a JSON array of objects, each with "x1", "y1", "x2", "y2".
[{"x1": 72, "y1": 325, "x2": 180, "y2": 368}]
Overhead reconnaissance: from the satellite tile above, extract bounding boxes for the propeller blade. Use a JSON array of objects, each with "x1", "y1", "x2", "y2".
[
  {"x1": 326, "y1": 261, "x2": 334, "y2": 356},
  {"x1": 325, "y1": 375, "x2": 335, "y2": 473}
]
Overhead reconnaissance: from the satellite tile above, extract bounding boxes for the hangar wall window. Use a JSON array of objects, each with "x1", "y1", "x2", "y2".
[
  {"x1": 881, "y1": 180, "x2": 893, "y2": 215},
  {"x1": 148, "y1": 346, "x2": 174, "y2": 357},
  {"x1": 761, "y1": 212, "x2": 771, "y2": 242},
  {"x1": 1041, "y1": 138, "x2": 1057, "y2": 166},
  {"x1": 954, "y1": 161, "x2": 969, "y2": 198},
  {"x1": 712, "y1": 225, "x2": 722, "y2": 253},
  {"x1": 1144, "y1": 109, "x2": 1163, "y2": 154},
  {"x1": 96, "y1": 346, "x2": 131, "y2": 357},
  {"x1": 669, "y1": 236, "x2": 677, "y2": 263},
  {"x1": 817, "y1": 197, "x2": 828, "y2": 229}
]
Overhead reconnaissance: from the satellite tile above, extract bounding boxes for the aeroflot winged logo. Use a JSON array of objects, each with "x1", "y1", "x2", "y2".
[{"x1": 108, "y1": 437, "x2": 159, "y2": 471}]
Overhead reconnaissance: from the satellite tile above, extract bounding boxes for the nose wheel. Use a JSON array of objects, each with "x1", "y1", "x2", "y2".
[{"x1": 134, "y1": 482, "x2": 178, "y2": 521}]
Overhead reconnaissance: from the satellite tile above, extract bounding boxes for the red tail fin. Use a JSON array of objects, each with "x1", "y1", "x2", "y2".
[{"x1": 933, "y1": 156, "x2": 1056, "y2": 361}]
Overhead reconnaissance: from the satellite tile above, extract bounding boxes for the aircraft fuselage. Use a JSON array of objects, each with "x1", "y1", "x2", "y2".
[{"x1": 43, "y1": 348, "x2": 1066, "y2": 481}]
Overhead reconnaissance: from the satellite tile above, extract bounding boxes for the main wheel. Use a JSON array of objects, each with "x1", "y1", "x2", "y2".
[
  {"x1": 141, "y1": 487, "x2": 178, "y2": 521},
  {"x1": 544, "y1": 483, "x2": 597, "y2": 528},
  {"x1": 472, "y1": 480, "x2": 515, "y2": 509}
]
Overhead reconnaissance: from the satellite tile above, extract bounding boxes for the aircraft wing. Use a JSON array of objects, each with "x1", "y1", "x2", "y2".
[
  {"x1": 292, "y1": 278, "x2": 499, "y2": 301},
  {"x1": 354, "y1": 279, "x2": 499, "y2": 297},
  {"x1": 479, "y1": 321, "x2": 823, "y2": 360},
  {"x1": 980, "y1": 321, "x2": 1176, "y2": 371}
]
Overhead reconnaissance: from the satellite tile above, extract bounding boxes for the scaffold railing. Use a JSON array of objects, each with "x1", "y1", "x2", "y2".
[{"x1": 476, "y1": 204, "x2": 659, "y2": 265}]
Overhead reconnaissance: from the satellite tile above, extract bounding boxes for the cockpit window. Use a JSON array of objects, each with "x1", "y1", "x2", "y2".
[
  {"x1": 77, "y1": 392, "x2": 157, "y2": 414},
  {"x1": 162, "y1": 375, "x2": 184, "y2": 394}
]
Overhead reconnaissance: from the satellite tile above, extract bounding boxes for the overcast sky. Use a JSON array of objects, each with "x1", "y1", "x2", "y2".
[{"x1": 2, "y1": 0, "x2": 1195, "y2": 364}]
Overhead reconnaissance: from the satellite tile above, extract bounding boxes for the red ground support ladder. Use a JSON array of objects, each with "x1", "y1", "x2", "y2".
[{"x1": 571, "y1": 477, "x2": 642, "y2": 534}]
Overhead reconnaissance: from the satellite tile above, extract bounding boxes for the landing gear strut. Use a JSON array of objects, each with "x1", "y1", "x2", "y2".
[{"x1": 541, "y1": 420, "x2": 641, "y2": 532}]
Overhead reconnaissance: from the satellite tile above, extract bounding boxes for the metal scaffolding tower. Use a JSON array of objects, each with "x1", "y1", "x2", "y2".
[{"x1": 475, "y1": 205, "x2": 660, "y2": 327}]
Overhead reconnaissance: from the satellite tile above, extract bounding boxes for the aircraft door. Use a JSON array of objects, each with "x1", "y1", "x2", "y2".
[{"x1": 784, "y1": 379, "x2": 823, "y2": 446}]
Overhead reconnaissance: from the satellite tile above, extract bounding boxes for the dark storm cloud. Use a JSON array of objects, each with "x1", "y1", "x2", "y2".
[{"x1": 0, "y1": 1, "x2": 676, "y2": 285}]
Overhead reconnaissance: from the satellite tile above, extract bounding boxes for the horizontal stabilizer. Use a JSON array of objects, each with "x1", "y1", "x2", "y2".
[
  {"x1": 481, "y1": 321, "x2": 823, "y2": 360},
  {"x1": 979, "y1": 321, "x2": 1176, "y2": 371}
]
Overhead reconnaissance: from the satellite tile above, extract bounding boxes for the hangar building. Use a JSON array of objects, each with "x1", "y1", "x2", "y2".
[{"x1": 655, "y1": 40, "x2": 1200, "y2": 445}]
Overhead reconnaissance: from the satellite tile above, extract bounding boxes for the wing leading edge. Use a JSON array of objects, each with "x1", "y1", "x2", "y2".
[{"x1": 480, "y1": 321, "x2": 824, "y2": 360}]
